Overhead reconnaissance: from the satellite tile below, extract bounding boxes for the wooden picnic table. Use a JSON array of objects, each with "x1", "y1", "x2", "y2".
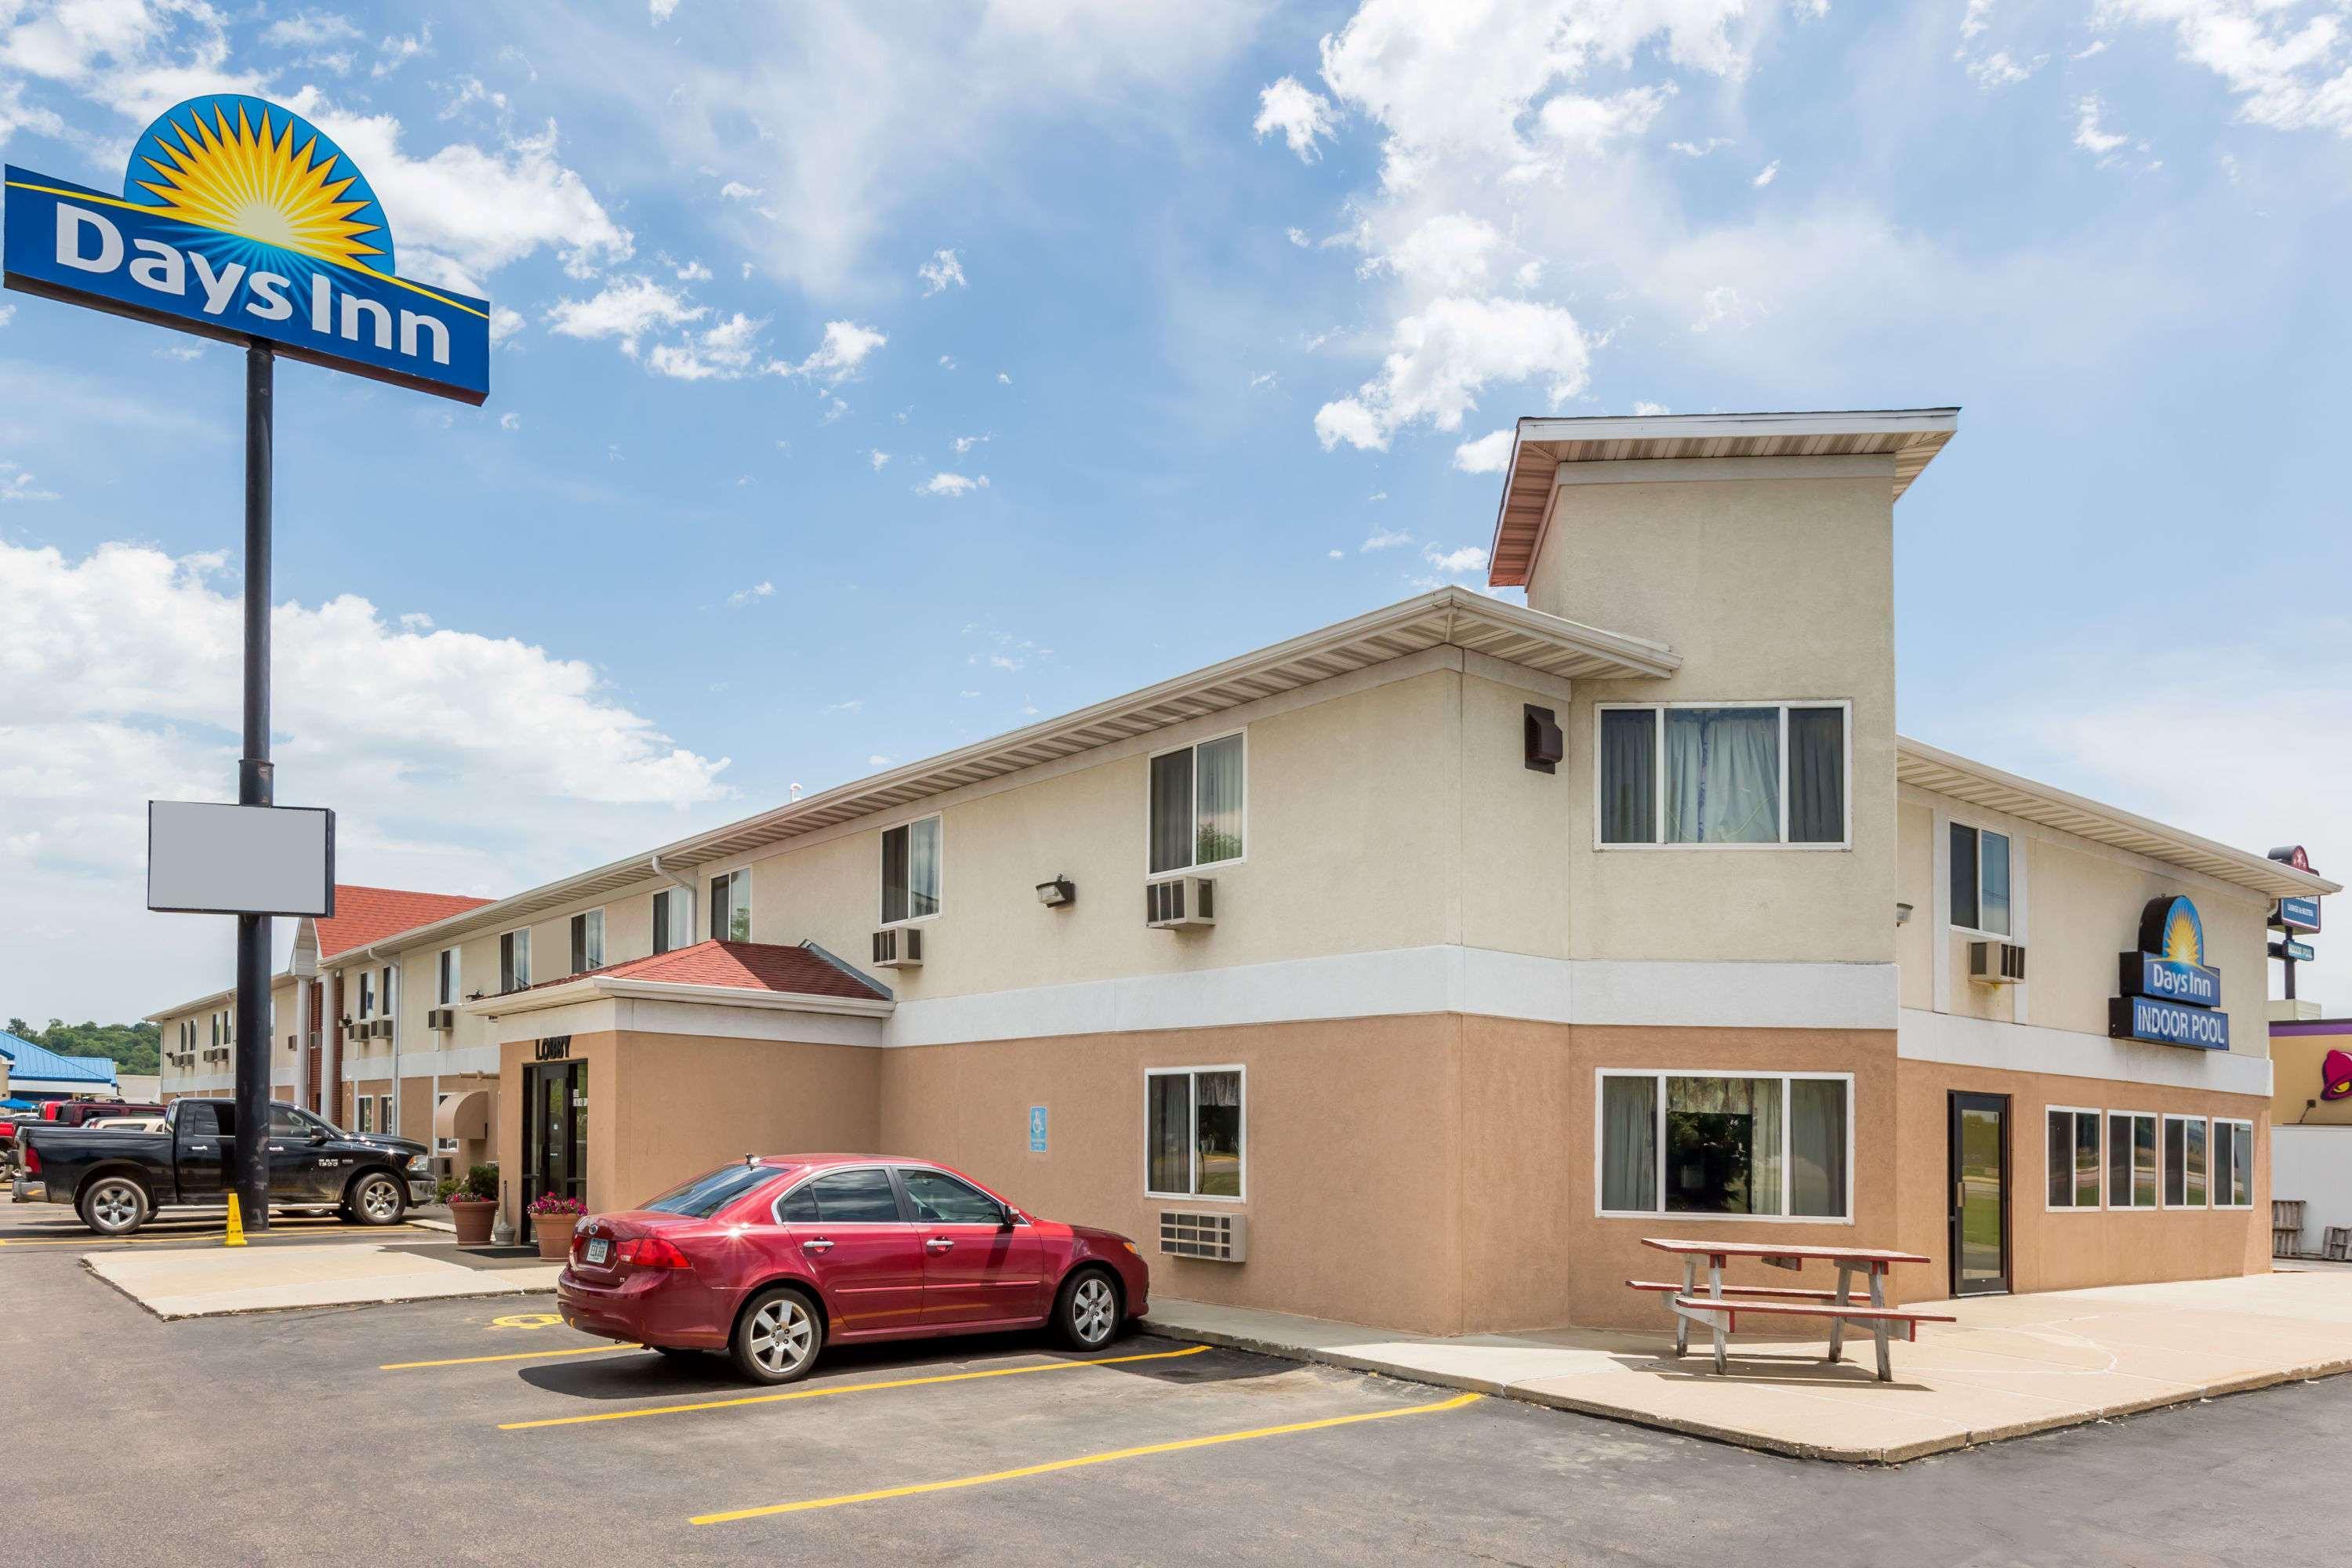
[{"x1": 1632, "y1": 1237, "x2": 1943, "y2": 1382}]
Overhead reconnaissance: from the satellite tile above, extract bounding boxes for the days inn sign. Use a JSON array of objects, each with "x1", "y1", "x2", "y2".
[
  {"x1": 5, "y1": 96, "x2": 488, "y2": 403},
  {"x1": 2111, "y1": 895, "x2": 2229, "y2": 1051}
]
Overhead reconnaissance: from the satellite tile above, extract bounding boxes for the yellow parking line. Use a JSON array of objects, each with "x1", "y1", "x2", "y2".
[
  {"x1": 384, "y1": 1344, "x2": 642, "y2": 1370},
  {"x1": 501, "y1": 1344, "x2": 1210, "y2": 1431},
  {"x1": 692, "y1": 1390, "x2": 1483, "y2": 1523},
  {"x1": 0, "y1": 1223, "x2": 428, "y2": 1249}
]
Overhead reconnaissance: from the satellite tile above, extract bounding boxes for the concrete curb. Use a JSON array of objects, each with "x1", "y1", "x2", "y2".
[{"x1": 1139, "y1": 1314, "x2": 2352, "y2": 1465}]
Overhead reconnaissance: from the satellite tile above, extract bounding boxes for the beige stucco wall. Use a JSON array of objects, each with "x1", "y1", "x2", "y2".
[{"x1": 1524, "y1": 465, "x2": 1900, "y2": 965}]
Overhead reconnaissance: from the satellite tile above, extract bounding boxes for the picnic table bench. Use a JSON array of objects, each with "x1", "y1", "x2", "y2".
[{"x1": 1628, "y1": 1238, "x2": 1952, "y2": 1382}]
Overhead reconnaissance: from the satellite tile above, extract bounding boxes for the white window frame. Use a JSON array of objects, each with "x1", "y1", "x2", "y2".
[
  {"x1": 652, "y1": 887, "x2": 695, "y2": 955},
  {"x1": 500, "y1": 927, "x2": 532, "y2": 993},
  {"x1": 878, "y1": 813, "x2": 945, "y2": 928},
  {"x1": 357, "y1": 971, "x2": 375, "y2": 1019},
  {"x1": 1145, "y1": 731, "x2": 1248, "y2": 880},
  {"x1": 1592, "y1": 1069, "x2": 1857, "y2": 1225},
  {"x1": 377, "y1": 1093, "x2": 394, "y2": 1134},
  {"x1": 2045, "y1": 1105, "x2": 2104, "y2": 1213},
  {"x1": 2211, "y1": 1118, "x2": 2256, "y2": 1210},
  {"x1": 710, "y1": 866, "x2": 752, "y2": 943},
  {"x1": 1591, "y1": 700, "x2": 1853, "y2": 851},
  {"x1": 355, "y1": 1096, "x2": 374, "y2": 1134},
  {"x1": 1949, "y1": 819, "x2": 2015, "y2": 939},
  {"x1": 2106, "y1": 1109, "x2": 2160, "y2": 1211},
  {"x1": 437, "y1": 946, "x2": 461, "y2": 1007},
  {"x1": 571, "y1": 907, "x2": 606, "y2": 973},
  {"x1": 2162, "y1": 1113, "x2": 2210, "y2": 1210},
  {"x1": 1143, "y1": 1064, "x2": 1247, "y2": 1203}
]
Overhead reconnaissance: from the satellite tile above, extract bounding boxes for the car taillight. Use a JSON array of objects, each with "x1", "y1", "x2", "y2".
[
  {"x1": 23, "y1": 1143, "x2": 39, "y2": 1174},
  {"x1": 616, "y1": 1236, "x2": 690, "y2": 1270}
]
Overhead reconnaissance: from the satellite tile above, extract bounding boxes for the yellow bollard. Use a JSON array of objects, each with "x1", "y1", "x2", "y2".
[{"x1": 225, "y1": 1192, "x2": 248, "y2": 1247}]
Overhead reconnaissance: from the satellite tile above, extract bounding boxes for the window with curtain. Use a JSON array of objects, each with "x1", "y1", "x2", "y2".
[
  {"x1": 2164, "y1": 1115, "x2": 2208, "y2": 1207},
  {"x1": 499, "y1": 928, "x2": 532, "y2": 993},
  {"x1": 570, "y1": 909, "x2": 604, "y2": 973},
  {"x1": 437, "y1": 946, "x2": 460, "y2": 1005},
  {"x1": 709, "y1": 868, "x2": 750, "y2": 942},
  {"x1": 1145, "y1": 1067, "x2": 1244, "y2": 1198},
  {"x1": 1599, "y1": 1073, "x2": 1847, "y2": 1218},
  {"x1": 653, "y1": 887, "x2": 694, "y2": 954},
  {"x1": 1597, "y1": 704, "x2": 1845, "y2": 846},
  {"x1": 2046, "y1": 1109, "x2": 2101, "y2": 1209},
  {"x1": 881, "y1": 816, "x2": 943, "y2": 924},
  {"x1": 1950, "y1": 823, "x2": 2012, "y2": 935},
  {"x1": 2107, "y1": 1111, "x2": 2158, "y2": 1209},
  {"x1": 2212, "y1": 1120, "x2": 2255, "y2": 1208},
  {"x1": 1149, "y1": 733, "x2": 1245, "y2": 875}
]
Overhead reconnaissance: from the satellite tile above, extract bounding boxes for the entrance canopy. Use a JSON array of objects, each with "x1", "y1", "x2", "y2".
[{"x1": 434, "y1": 1087, "x2": 491, "y2": 1141}]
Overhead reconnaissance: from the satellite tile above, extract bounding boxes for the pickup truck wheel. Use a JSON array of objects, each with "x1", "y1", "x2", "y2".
[
  {"x1": 347, "y1": 1171, "x2": 408, "y2": 1226},
  {"x1": 79, "y1": 1176, "x2": 151, "y2": 1237}
]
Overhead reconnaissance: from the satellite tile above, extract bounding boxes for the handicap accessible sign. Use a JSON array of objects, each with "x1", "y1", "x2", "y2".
[{"x1": 1029, "y1": 1105, "x2": 1048, "y2": 1153}]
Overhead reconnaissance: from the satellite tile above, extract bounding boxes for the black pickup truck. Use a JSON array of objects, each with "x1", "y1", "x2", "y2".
[{"x1": 13, "y1": 1098, "x2": 435, "y2": 1236}]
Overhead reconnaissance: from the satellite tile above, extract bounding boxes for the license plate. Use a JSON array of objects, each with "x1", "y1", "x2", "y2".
[{"x1": 584, "y1": 1238, "x2": 611, "y2": 1265}]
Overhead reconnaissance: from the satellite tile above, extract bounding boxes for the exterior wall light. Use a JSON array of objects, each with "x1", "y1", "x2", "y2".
[
  {"x1": 1036, "y1": 877, "x2": 1076, "y2": 908},
  {"x1": 1895, "y1": 902, "x2": 1915, "y2": 926}
]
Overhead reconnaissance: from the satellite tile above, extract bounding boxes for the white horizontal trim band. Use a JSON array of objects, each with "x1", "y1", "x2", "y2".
[{"x1": 1895, "y1": 1006, "x2": 2273, "y2": 1098}]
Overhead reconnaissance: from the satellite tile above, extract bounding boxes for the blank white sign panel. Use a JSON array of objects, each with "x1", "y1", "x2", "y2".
[{"x1": 147, "y1": 801, "x2": 335, "y2": 916}]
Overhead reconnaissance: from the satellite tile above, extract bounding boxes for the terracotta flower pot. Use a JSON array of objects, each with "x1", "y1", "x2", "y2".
[
  {"x1": 448, "y1": 1199, "x2": 495, "y2": 1247},
  {"x1": 532, "y1": 1211, "x2": 580, "y2": 1261}
]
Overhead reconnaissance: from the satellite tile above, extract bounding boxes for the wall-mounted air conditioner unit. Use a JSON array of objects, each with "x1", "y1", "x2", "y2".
[
  {"x1": 871, "y1": 926, "x2": 924, "y2": 968},
  {"x1": 1145, "y1": 877, "x2": 1215, "y2": 929},
  {"x1": 1969, "y1": 940, "x2": 2027, "y2": 985},
  {"x1": 1160, "y1": 1210, "x2": 1247, "y2": 1262},
  {"x1": 368, "y1": 1018, "x2": 396, "y2": 1040},
  {"x1": 426, "y1": 1007, "x2": 456, "y2": 1032}
]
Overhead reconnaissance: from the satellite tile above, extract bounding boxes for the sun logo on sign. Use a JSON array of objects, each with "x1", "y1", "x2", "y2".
[
  {"x1": 129, "y1": 98, "x2": 392, "y2": 274},
  {"x1": 2150, "y1": 896, "x2": 2205, "y2": 967}
]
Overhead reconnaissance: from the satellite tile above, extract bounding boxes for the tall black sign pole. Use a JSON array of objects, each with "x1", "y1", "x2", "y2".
[{"x1": 232, "y1": 341, "x2": 274, "y2": 1232}]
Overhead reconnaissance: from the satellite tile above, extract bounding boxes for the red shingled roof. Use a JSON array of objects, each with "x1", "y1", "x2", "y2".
[
  {"x1": 532, "y1": 940, "x2": 888, "y2": 1001},
  {"x1": 316, "y1": 884, "x2": 495, "y2": 961}
]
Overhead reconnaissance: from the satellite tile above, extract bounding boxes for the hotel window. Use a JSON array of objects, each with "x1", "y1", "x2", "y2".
[
  {"x1": 2164, "y1": 1114, "x2": 2209, "y2": 1207},
  {"x1": 880, "y1": 816, "x2": 942, "y2": 925},
  {"x1": 377, "y1": 1094, "x2": 394, "y2": 1133},
  {"x1": 2107, "y1": 1111, "x2": 2159, "y2": 1210},
  {"x1": 2212, "y1": 1119, "x2": 2256, "y2": 1209},
  {"x1": 570, "y1": 909, "x2": 605, "y2": 973},
  {"x1": 1596, "y1": 703, "x2": 1847, "y2": 847},
  {"x1": 356, "y1": 1097, "x2": 373, "y2": 1134},
  {"x1": 2046, "y1": 1108, "x2": 2102, "y2": 1210},
  {"x1": 437, "y1": 946, "x2": 461, "y2": 1006},
  {"x1": 653, "y1": 887, "x2": 694, "y2": 954},
  {"x1": 1145, "y1": 1067, "x2": 1244, "y2": 1200},
  {"x1": 357, "y1": 971, "x2": 375, "y2": 1019},
  {"x1": 1149, "y1": 733, "x2": 1246, "y2": 876},
  {"x1": 499, "y1": 928, "x2": 532, "y2": 993},
  {"x1": 1597, "y1": 1073, "x2": 1850, "y2": 1219},
  {"x1": 379, "y1": 966, "x2": 395, "y2": 1021},
  {"x1": 710, "y1": 868, "x2": 751, "y2": 942},
  {"x1": 1950, "y1": 822, "x2": 2013, "y2": 936}
]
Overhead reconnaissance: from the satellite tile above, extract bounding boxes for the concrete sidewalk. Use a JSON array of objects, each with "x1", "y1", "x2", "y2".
[
  {"x1": 88, "y1": 1242, "x2": 561, "y2": 1319},
  {"x1": 1142, "y1": 1267, "x2": 2352, "y2": 1463}
]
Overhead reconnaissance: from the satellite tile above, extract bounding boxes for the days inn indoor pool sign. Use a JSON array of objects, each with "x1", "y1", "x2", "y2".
[
  {"x1": 5, "y1": 96, "x2": 488, "y2": 403},
  {"x1": 2111, "y1": 895, "x2": 2230, "y2": 1051}
]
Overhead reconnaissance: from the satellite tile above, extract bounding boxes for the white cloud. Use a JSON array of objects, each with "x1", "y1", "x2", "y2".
[
  {"x1": 1360, "y1": 527, "x2": 1414, "y2": 551},
  {"x1": 261, "y1": 13, "x2": 361, "y2": 49},
  {"x1": 1690, "y1": 284, "x2": 1765, "y2": 333},
  {"x1": 0, "y1": 303, "x2": 13, "y2": 328},
  {"x1": 1632, "y1": 399, "x2": 1669, "y2": 415},
  {"x1": 1328, "y1": 549, "x2": 1345, "y2": 559},
  {"x1": 648, "y1": 312, "x2": 768, "y2": 380},
  {"x1": 996, "y1": 371, "x2": 1011, "y2": 384},
  {"x1": 1962, "y1": 50, "x2": 2044, "y2": 90},
  {"x1": 822, "y1": 699, "x2": 865, "y2": 715},
  {"x1": 919, "y1": 249, "x2": 967, "y2": 296},
  {"x1": 938, "y1": 354, "x2": 957, "y2": 369},
  {"x1": 726, "y1": 579, "x2": 775, "y2": 607},
  {"x1": 1287, "y1": 227, "x2": 1312, "y2": 247},
  {"x1": 2, "y1": 460, "x2": 60, "y2": 503},
  {"x1": 2074, "y1": 94, "x2": 2130, "y2": 158},
  {"x1": 543, "y1": 278, "x2": 705, "y2": 355},
  {"x1": 1423, "y1": 543, "x2": 1489, "y2": 575},
  {"x1": 780, "y1": 320, "x2": 888, "y2": 384},
  {"x1": 1669, "y1": 136, "x2": 1733, "y2": 157},
  {"x1": 868, "y1": 754, "x2": 893, "y2": 768},
  {"x1": 499, "y1": 412, "x2": 521, "y2": 431},
  {"x1": 1752, "y1": 159, "x2": 1780, "y2": 187},
  {"x1": 673, "y1": 259, "x2": 714, "y2": 281},
  {"x1": 1254, "y1": 74, "x2": 1337, "y2": 162},
  {"x1": 920, "y1": 473, "x2": 989, "y2": 497},
  {"x1": 1315, "y1": 295, "x2": 1590, "y2": 451},
  {"x1": 1451, "y1": 428, "x2": 1514, "y2": 473},
  {"x1": 489, "y1": 305, "x2": 526, "y2": 344},
  {"x1": 2103, "y1": 1, "x2": 2352, "y2": 137},
  {"x1": 1961, "y1": 0, "x2": 1996, "y2": 40},
  {"x1": 951, "y1": 434, "x2": 989, "y2": 454},
  {"x1": 652, "y1": 0, "x2": 682, "y2": 21},
  {"x1": 1381, "y1": 212, "x2": 1508, "y2": 291},
  {"x1": 720, "y1": 180, "x2": 761, "y2": 200},
  {"x1": 372, "y1": 23, "x2": 432, "y2": 79}
]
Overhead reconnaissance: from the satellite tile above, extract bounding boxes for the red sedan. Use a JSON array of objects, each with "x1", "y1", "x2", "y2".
[{"x1": 555, "y1": 1154, "x2": 1150, "y2": 1384}]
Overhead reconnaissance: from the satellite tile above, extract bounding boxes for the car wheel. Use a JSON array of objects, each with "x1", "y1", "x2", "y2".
[
  {"x1": 79, "y1": 1175, "x2": 151, "y2": 1236},
  {"x1": 347, "y1": 1171, "x2": 407, "y2": 1226},
  {"x1": 1052, "y1": 1267, "x2": 1122, "y2": 1352},
  {"x1": 730, "y1": 1286, "x2": 822, "y2": 1385}
]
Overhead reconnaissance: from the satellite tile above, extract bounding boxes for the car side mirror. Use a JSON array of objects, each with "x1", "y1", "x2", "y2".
[{"x1": 1000, "y1": 1204, "x2": 1022, "y2": 1228}]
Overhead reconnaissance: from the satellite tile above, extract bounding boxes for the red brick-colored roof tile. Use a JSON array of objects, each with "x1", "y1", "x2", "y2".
[
  {"x1": 316, "y1": 884, "x2": 495, "y2": 962},
  {"x1": 532, "y1": 940, "x2": 888, "y2": 1001}
]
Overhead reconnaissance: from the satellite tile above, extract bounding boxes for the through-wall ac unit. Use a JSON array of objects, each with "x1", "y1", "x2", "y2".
[
  {"x1": 426, "y1": 1006, "x2": 456, "y2": 1032},
  {"x1": 1160, "y1": 1210, "x2": 1247, "y2": 1262},
  {"x1": 368, "y1": 1018, "x2": 396, "y2": 1040},
  {"x1": 1145, "y1": 877, "x2": 1216, "y2": 929},
  {"x1": 871, "y1": 926, "x2": 924, "y2": 968},
  {"x1": 1969, "y1": 939, "x2": 2027, "y2": 985}
]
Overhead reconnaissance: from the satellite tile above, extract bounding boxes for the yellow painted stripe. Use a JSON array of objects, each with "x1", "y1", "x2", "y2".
[
  {"x1": 383, "y1": 1343, "x2": 641, "y2": 1371},
  {"x1": 0, "y1": 1222, "x2": 429, "y2": 1249},
  {"x1": 500, "y1": 1344, "x2": 1210, "y2": 1431},
  {"x1": 692, "y1": 1391, "x2": 1483, "y2": 1524},
  {"x1": 2, "y1": 179, "x2": 490, "y2": 318}
]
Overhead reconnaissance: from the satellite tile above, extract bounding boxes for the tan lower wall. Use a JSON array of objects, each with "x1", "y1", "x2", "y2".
[{"x1": 1894, "y1": 1058, "x2": 2271, "y2": 1300}]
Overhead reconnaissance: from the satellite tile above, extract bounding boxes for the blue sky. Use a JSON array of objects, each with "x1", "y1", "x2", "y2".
[{"x1": 3, "y1": 1, "x2": 2348, "y2": 1020}]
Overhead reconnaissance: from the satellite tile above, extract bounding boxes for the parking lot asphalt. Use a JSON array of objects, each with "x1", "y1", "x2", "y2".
[{"x1": 6, "y1": 1236, "x2": 2350, "y2": 1567}]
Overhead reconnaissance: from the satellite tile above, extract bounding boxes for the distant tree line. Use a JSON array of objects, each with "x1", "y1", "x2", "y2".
[{"x1": 4, "y1": 1018, "x2": 161, "y2": 1076}]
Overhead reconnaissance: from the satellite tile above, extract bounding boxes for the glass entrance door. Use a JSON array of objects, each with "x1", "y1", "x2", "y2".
[
  {"x1": 1948, "y1": 1091, "x2": 2009, "y2": 1297},
  {"x1": 523, "y1": 1059, "x2": 587, "y2": 1242}
]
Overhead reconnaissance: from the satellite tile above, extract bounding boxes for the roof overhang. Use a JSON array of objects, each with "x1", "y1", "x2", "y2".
[
  {"x1": 461, "y1": 976, "x2": 897, "y2": 1021},
  {"x1": 1897, "y1": 736, "x2": 2342, "y2": 902},
  {"x1": 143, "y1": 974, "x2": 292, "y2": 1025},
  {"x1": 392, "y1": 587, "x2": 1679, "y2": 952},
  {"x1": 1488, "y1": 408, "x2": 1960, "y2": 587}
]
